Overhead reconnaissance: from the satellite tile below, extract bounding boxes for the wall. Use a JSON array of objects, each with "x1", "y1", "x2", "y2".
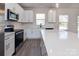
[
  {"x1": 22, "y1": 8, "x2": 58, "y2": 30},
  {"x1": 21, "y1": 7, "x2": 79, "y2": 33},
  {"x1": 5, "y1": 3, "x2": 79, "y2": 33},
  {"x1": 5, "y1": 3, "x2": 23, "y2": 29},
  {"x1": 57, "y1": 8, "x2": 79, "y2": 33}
]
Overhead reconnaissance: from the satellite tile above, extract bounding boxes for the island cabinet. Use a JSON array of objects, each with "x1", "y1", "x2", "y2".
[
  {"x1": 25, "y1": 29, "x2": 41, "y2": 39},
  {"x1": 40, "y1": 39, "x2": 48, "y2": 56}
]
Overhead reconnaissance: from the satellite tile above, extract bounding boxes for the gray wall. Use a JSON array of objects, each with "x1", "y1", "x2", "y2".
[
  {"x1": 21, "y1": 8, "x2": 58, "y2": 29},
  {"x1": 5, "y1": 7, "x2": 79, "y2": 33},
  {"x1": 21, "y1": 8, "x2": 79, "y2": 33}
]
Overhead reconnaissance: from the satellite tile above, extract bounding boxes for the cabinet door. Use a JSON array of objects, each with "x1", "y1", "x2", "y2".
[
  {"x1": 24, "y1": 30, "x2": 27, "y2": 41},
  {"x1": 25, "y1": 11, "x2": 28, "y2": 22},
  {"x1": 26, "y1": 30, "x2": 33, "y2": 39},
  {"x1": 32, "y1": 30, "x2": 41, "y2": 39},
  {"x1": 15, "y1": 4, "x2": 24, "y2": 22},
  {"x1": 25, "y1": 10, "x2": 33, "y2": 22},
  {"x1": 5, "y1": 3, "x2": 16, "y2": 20},
  {"x1": 5, "y1": 38, "x2": 15, "y2": 56},
  {"x1": 29, "y1": 11, "x2": 33, "y2": 22}
]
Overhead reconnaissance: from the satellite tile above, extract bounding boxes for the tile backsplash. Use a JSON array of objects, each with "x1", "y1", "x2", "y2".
[{"x1": 5, "y1": 21, "x2": 23, "y2": 29}]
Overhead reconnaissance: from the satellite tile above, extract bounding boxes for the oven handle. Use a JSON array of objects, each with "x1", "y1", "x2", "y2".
[{"x1": 16, "y1": 31, "x2": 23, "y2": 35}]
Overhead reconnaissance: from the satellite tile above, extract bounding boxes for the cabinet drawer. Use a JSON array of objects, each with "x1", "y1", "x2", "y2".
[{"x1": 5, "y1": 34, "x2": 14, "y2": 40}]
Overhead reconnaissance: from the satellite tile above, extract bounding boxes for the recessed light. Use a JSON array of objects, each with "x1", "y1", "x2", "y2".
[
  {"x1": 56, "y1": 3, "x2": 59, "y2": 8},
  {"x1": 49, "y1": 9, "x2": 53, "y2": 13}
]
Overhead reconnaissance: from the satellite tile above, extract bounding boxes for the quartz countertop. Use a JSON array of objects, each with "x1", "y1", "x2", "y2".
[{"x1": 41, "y1": 29, "x2": 79, "y2": 56}]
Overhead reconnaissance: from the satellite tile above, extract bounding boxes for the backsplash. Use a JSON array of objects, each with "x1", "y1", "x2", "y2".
[{"x1": 5, "y1": 21, "x2": 23, "y2": 29}]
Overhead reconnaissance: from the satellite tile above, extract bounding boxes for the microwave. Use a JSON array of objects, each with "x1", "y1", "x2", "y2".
[{"x1": 7, "y1": 9, "x2": 19, "y2": 21}]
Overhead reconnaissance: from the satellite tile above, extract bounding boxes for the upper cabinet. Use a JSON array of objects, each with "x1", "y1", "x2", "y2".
[
  {"x1": 5, "y1": 3, "x2": 17, "y2": 20},
  {"x1": 5, "y1": 3, "x2": 33, "y2": 23},
  {"x1": 16, "y1": 4, "x2": 25, "y2": 22},
  {"x1": 5, "y1": 3, "x2": 24, "y2": 21},
  {"x1": 23, "y1": 10, "x2": 33, "y2": 22},
  {"x1": 48, "y1": 9, "x2": 56, "y2": 22}
]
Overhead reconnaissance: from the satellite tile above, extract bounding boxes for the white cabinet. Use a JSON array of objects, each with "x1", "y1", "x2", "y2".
[
  {"x1": 24, "y1": 10, "x2": 33, "y2": 22},
  {"x1": 5, "y1": 3, "x2": 16, "y2": 20},
  {"x1": 16, "y1": 4, "x2": 24, "y2": 22},
  {"x1": 5, "y1": 32, "x2": 15, "y2": 56},
  {"x1": 5, "y1": 3, "x2": 24, "y2": 21},
  {"x1": 26, "y1": 29, "x2": 41, "y2": 39},
  {"x1": 24, "y1": 29, "x2": 27, "y2": 41},
  {"x1": 48, "y1": 10, "x2": 56, "y2": 22}
]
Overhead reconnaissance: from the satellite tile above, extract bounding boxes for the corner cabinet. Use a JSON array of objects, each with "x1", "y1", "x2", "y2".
[{"x1": 23, "y1": 10, "x2": 33, "y2": 22}]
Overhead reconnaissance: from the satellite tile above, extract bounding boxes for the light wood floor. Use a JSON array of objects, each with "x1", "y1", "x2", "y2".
[{"x1": 15, "y1": 39, "x2": 42, "y2": 56}]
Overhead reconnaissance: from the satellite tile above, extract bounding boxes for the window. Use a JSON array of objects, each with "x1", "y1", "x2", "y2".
[
  {"x1": 36, "y1": 13, "x2": 45, "y2": 25},
  {"x1": 59, "y1": 15, "x2": 68, "y2": 30},
  {"x1": 77, "y1": 16, "x2": 79, "y2": 31}
]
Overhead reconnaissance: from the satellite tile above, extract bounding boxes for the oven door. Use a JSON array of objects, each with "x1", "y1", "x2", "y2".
[{"x1": 15, "y1": 31, "x2": 23, "y2": 48}]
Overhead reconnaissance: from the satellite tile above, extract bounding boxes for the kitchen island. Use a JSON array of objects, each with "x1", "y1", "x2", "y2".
[{"x1": 41, "y1": 29, "x2": 79, "y2": 56}]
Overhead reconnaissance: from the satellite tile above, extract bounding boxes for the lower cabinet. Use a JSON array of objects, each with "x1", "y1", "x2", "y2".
[
  {"x1": 26, "y1": 29, "x2": 41, "y2": 39},
  {"x1": 40, "y1": 39, "x2": 48, "y2": 56},
  {"x1": 5, "y1": 32, "x2": 15, "y2": 56}
]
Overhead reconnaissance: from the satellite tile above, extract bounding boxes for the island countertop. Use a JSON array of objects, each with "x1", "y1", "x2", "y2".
[{"x1": 41, "y1": 29, "x2": 79, "y2": 56}]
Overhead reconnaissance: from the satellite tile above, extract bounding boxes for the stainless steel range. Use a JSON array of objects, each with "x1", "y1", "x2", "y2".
[{"x1": 14, "y1": 29, "x2": 24, "y2": 48}]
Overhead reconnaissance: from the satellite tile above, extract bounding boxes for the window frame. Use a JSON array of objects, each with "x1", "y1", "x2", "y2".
[
  {"x1": 59, "y1": 15, "x2": 69, "y2": 30},
  {"x1": 35, "y1": 13, "x2": 45, "y2": 25},
  {"x1": 77, "y1": 16, "x2": 79, "y2": 31}
]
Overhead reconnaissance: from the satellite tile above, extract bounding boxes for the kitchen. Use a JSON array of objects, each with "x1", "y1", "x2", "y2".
[{"x1": 0, "y1": 3, "x2": 79, "y2": 56}]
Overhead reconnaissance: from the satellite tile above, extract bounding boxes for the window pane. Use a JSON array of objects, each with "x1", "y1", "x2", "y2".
[
  {"x1": 59, "y1": 15, "x2": 68, "y2": 22},
  {"x1": 59, "y1": 15, "x2": 68, "y2": 30},
  {"x1": 36, "y1": 13, "x2": 45, "y2": 19},
  {"x1": 36, "y1": 13, "x2": 45, "y2": 25},
  {"x1": 59, "y1": 22, "x2": 68, "y2": 30},
  {"x1": 36, "y1": 20, "x2": 45, "y2": 25}
]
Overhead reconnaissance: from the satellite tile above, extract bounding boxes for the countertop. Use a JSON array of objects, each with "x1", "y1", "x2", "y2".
[{"x1": 41, "y1": 29, "x2": 79, "y2": 56}]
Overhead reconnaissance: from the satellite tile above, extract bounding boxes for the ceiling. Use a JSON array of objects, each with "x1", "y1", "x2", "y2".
[{"x1": 19, "y1": 3, "x2": 79, "y2": 9}]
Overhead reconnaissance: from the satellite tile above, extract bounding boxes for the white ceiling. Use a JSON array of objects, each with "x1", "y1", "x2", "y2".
[{"x1": 19, "y1": 3, "x2": 79, "y2": 9}]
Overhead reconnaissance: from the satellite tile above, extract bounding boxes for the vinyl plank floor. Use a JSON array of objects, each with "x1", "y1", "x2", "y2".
[{"x1": 15, "y1": 39, "x2": 42, "y2": 56}]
